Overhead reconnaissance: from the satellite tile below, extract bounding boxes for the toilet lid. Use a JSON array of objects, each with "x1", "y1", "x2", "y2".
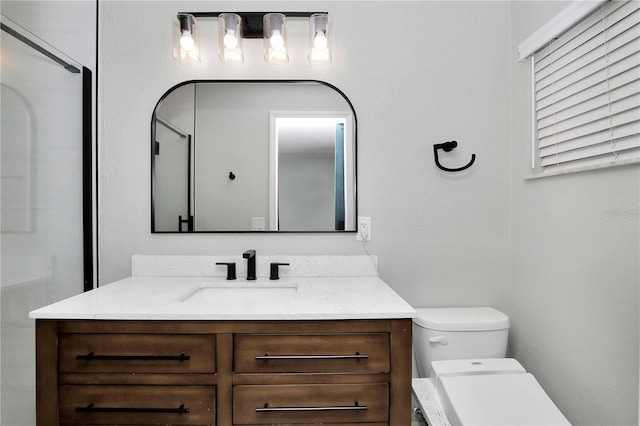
[
  {"x1": 439, "y1": 373, "x2": 571, "y2": 425},
  {"x1": 413, "y1": 307, "x2": 510, "y2": 331}
]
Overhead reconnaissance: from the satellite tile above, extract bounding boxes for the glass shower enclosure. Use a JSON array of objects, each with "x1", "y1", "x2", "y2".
[{"x1": 1, "y1": 14, "x2": 92, "y2": 425}]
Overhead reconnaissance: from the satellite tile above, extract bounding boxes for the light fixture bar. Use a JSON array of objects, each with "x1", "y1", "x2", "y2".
[
  {"x1": 178, "y1": 12, "x2": 327, "y2": 38},
  {"x1": 174, "y1": 12, "x2": 332, "y2": 65}
]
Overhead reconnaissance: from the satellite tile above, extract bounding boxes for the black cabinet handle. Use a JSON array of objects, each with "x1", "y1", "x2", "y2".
[
  {"x1": 75, "y1": 352, "x2": 191, "y2": 361},
  {"x1": 76, "y1": 403, "x2": 189, "y2": 414},
  {"x1": 256, "y1": 402, "x2": 367, "y2": 412},
  {"x1": 256, "y1": 353, "x2": 368, "y2": 360}
]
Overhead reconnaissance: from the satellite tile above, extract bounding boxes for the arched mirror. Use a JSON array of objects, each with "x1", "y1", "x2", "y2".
[{"x1": 151, "y1": 80, "x2": 357, "y2": 233}]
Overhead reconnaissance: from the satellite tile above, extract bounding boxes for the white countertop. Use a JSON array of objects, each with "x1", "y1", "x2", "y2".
[{"x1": 29, "y1": 275, "x2": 416, "y2": 320}]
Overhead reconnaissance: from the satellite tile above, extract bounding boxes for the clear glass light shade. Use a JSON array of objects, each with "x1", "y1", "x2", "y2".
[
  {"x1": 263, "y1": 13, "x2": 289, "y2": 64},
  {"x1": 308, "y1": 13, "x2": 331, "y2": 64},
  {"x1": 219, "y1": 13, "x2": 243, "y2": 64},
  {"x1": 173, "y1": 14, "x2": 200, "y2": 64}
]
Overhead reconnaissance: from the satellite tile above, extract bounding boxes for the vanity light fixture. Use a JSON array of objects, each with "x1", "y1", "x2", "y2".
[
  {"x1": 174, "y1": 12, "x2": 330, "y2": 65},
  {"x1": 218, "y1": 13, "x2": 244, "y2": 64},
  {"x1": 263, "y1": 13, "x2": 289, "y2": 64},
  {"x1": 309, "y1": 13, "x2": 331, "y2": 64},
  {"x1": 174, "y1": 14, "x2": 200, "y2": 64}
]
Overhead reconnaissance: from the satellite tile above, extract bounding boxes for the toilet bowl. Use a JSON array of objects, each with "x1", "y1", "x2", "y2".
[{"x1": 412, "y1": 307, "x2": 570, "y2": 426}]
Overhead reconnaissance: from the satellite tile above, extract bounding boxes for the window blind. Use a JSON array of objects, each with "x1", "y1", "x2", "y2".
[{"x1": 532, "y1": 0, "x2": 640, "y2": 175}]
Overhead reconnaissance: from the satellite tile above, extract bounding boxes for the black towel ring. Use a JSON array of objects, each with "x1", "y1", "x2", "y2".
[{"x1": 433, "y1": 140, "x2": 476, "y2": 172}]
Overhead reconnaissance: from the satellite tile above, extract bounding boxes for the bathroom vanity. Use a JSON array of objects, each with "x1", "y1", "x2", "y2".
[{"x1": 31, "y1": 256, "x2": 416, "y2": 425}]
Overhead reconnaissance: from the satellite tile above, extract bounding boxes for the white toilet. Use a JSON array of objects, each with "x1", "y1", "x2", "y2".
[{"x1": 412, "y1": 307, "x2": 571, "y2": 426}]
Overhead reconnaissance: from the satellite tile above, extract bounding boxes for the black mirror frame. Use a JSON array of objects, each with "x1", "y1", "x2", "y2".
[{"x1": 150, "y1": 79, "x2": 358, "y2": 233}]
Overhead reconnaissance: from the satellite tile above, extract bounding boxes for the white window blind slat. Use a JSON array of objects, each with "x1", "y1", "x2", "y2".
[
  {"x1": 536, "y1": 8, "x2": 639, "y2": 89},
  {"x1": 540, "y1": 134, "x2": 640, "y2": 166},
  {"x1": 538, "y1": 95, "x2": 640, "y2": 139},
  {"x1": 539, "y1": 107, "x2": 640, "y2": 147},
  {"x1": 535, "y1": 22, "x2": 640, "y2": 95},
  {"x1": 537, "y1": 72, "x2": 639, "y2": 122},
  {"x1": 536, "y1": 42, "x2": 640, "y2": 110},
  {"x1": 537, "y1": 83, "x2": 639, "y2": 129},
  {"x1": 539, "y1": 120, "x2": 640, "y2": 156},
  {"x1": 530, "y1": 0, "x2": 640, "y2": 175},
  {"x1": 535, "y1": 1, "x2": 637, "y2": 73}
]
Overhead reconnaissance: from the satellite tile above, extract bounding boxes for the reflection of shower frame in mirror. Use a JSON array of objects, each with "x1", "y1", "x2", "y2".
[
  {"x1": 269, "y1": 112, "x2": 355, "y2": 232},
  {"x1": 151, "y1": 80, "x2": 357, "y2": 233},
  {"x1": 154, "y1": 116, "x2": 193, "y2": 232}
]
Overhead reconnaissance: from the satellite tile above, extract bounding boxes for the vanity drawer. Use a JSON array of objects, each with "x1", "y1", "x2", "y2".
[
  {"x1": 234, "y1": 333, "x2": 390, "y2": 373},
  {"x1": 233, "y1": 383, "x2": 388, "y2": 424},
  {"x1": 59, "y1": 333, "x2": 216, "y2": 373},
  {"x1": 59, "y1": 384, "x2": 215, "y2": 425}
]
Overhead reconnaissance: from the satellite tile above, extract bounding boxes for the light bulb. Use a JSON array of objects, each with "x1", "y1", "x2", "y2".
[
  {"x1": 313, "y1": 31, "x2": 328, "y2": 49},
  {"x1": 180, "y1": 30, "x2": 195, "y2": 51},
  {"x1": 223, "y1": 30, "x2": 238, "y2": 49},
  {"x1": 270, "y1": 30, "x2": 285, "y2": 50}
]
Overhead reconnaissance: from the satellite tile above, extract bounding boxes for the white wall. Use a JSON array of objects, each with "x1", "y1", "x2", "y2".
[
  {"x1": 509, "y1": 2, "x2": 640, "y2": 425},
  {"x1": 99, "y1": 1, "x2": 513, "y2": 312}
]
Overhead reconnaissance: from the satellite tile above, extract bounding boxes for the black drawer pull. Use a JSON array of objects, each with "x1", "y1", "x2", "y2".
[
  {"x1": 75, "y1": 352, "x2": 191, "y2": 361},
  {"x1": 256, "y1": 352, "x2": 368, "y2": 360},
  {"x1": 257, "y1": 402, "x2": 367, "y2": 412},
  {"x1": 76, "y1": 403, "x2": 189, "y2": 414}
]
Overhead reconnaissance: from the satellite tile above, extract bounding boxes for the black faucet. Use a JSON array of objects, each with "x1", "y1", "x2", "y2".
[{"x1": 243, "y1": 249, "x2": 257, "y2": 280}]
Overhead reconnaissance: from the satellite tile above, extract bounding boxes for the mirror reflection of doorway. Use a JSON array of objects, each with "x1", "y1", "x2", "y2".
[{"x1": 270, "y1": 114, "x2": 354, "y2": 231}]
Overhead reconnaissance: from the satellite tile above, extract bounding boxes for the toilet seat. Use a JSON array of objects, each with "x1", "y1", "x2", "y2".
[{"x1": 438, "y1": 373, "x2": 571, "y2": 425}]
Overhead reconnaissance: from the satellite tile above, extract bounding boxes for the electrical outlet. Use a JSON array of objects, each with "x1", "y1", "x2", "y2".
[
  {"x1": 251, "y1": 217, "x2": 266, "y2": 231},
  {"x1": 356, "y1": 216, "x2": 371, "y2": 241}
]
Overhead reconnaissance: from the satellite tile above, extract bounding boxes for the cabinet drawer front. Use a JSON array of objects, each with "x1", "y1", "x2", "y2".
[
  {"x1": 60, "y1": 385, "x2": 215, "y2": 425},
  {"x1": 234, "y1": 333, "x2": 390, "y2": 373},
  {"x1": 59, "y1": 333, "x2": 216, "y2": 373},
  {"x1": 233, "y1": 384, "x2": 388, "y2": 424}
]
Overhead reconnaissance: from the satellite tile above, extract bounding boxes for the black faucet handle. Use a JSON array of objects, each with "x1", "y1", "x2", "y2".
[
  {"x1": 216, "y1": 262, "x2": 237, "y2": 280},
  {"x1": 269, "y1": 262, "x2": 290, "y2": 280}
]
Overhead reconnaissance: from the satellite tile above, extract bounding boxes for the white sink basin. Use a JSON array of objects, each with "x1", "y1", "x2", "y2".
[{"x1": 177, "y1": 282, "x2": 298, "y2": 305}]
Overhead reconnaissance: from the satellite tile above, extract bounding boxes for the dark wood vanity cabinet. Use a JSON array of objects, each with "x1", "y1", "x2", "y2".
[{"x1": 36, "y1": 319, "x2": 412, "y2": 425}]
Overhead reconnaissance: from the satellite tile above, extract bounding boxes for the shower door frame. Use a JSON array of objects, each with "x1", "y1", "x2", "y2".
[{"x1": 0, "y1": 15, "x2": 94, "y2": 292}]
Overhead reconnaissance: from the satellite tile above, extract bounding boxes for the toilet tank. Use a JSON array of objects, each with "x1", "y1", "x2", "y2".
[{"x1": 413, "y1": 307, "x2": 510, "y2": 377}]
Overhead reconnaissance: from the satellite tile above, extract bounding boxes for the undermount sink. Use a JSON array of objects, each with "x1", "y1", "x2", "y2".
[{"x1": 177, "y1": 282, "x2": 298, "y2": 305}]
